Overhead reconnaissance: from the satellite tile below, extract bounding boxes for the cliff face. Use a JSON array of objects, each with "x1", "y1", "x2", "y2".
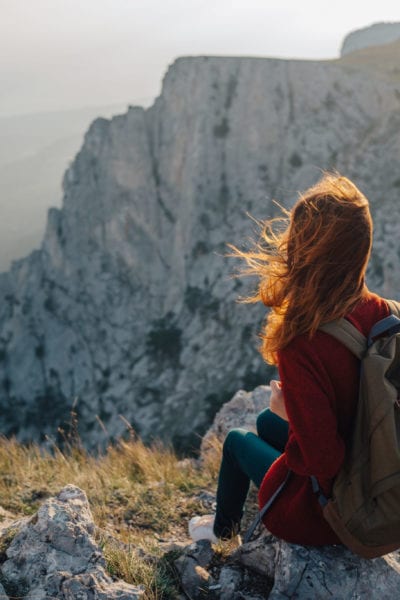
[{"x1": 1, "y1": 52, "x2": 400, "y2": 448}]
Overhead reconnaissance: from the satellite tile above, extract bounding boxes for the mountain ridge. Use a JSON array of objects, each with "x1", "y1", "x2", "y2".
[
  {"x1": 341, "y1": 21, "x2": 400, "y2": 56},
  {"x1": 0, "y1": 50, "x2": 400, "y2": 448}
]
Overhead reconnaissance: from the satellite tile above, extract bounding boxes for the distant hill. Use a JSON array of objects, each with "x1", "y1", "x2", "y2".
[
  {"x1": 338, "y1": 38, "x2": 400, "y2": 80},
  {"x1": 341, "y1": 21, "x2": 400, "y2": 56}
]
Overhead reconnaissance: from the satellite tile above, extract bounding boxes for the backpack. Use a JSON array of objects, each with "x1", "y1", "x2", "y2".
[{"x1": 315, "y1": 298, "x2": 400, "y2": 558}]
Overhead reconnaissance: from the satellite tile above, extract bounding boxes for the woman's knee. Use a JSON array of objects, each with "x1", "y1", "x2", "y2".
[
  {"x1": 256, "y1": 407, "x2": 289, "y2": 451},
  {"x1": 256, "y1": 408, "x2": 272, "y2": 439},
  {"x1": 223, "y1": 428, "x2": 249, "y2": 457}
]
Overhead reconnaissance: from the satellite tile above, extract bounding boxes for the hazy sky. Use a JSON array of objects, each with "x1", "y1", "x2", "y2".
[{"x1": 1, "y1": 0, "x2": 400, "y2": 117}]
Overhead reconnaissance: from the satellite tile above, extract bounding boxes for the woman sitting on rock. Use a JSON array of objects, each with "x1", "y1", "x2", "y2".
[{"x1": 189, "y1": 173, "x2": 390, "y2": 545}]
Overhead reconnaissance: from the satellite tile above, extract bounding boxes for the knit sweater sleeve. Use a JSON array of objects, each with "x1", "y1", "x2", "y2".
[{"x1": 277, "y1": 335, "x2": 345, "y2": 481}]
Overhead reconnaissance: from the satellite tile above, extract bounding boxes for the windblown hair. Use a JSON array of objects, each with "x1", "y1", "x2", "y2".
[{"x1": 231, "y1": 174, "x2": 373, "y2": 365}]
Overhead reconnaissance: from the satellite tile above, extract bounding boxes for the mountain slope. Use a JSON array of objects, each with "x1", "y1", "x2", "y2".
[{"x1": 0, "y1": 51, "x2": 400, "y2": 448}]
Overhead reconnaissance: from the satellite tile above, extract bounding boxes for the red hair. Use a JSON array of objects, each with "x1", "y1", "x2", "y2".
[{"x1": 230, "y1": 174, "x2": 373, "y2": 365}]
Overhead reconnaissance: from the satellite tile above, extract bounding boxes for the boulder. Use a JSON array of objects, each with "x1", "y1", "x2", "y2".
[
  {"x1": 0, "y1": 484, "x2": 144, "y2": 599},
  {"x1": 175, "y1": 534, "x2": 400, "y2": 599},
  {"x1": 174, "y1": 539, "x2": 215, "y2": 599},
  {"x1": 234, "y1": 534, "x2": 400, "y2": 599}
]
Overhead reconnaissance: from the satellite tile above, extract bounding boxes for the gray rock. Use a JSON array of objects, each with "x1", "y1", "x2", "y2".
[
  {"x1": 217, "y1": 565, "x2": 243, "y2": 599},
  {"x1": 177, "y1": 536, "x2": 400, "y2": 599},
  {"x1": 61, "y1": 574, "x2": 142, "y2": 600},
  {"x1": 174, "y1": 540, "x2": 215, "y2": 599},
  {"x1": 341, "y1": 22, "x2": 400, "y2": 56},
  {"x1": 0, "y1": 484, "x2": 144, "y2": 600},
  {"x1": 1, "y1": 48, "x2": 400, "y2": 449},
  {"x1": 234, "y1": 535, "x2": 400, "y2": 599}
]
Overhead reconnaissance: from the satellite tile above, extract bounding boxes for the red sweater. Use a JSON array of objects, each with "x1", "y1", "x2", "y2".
[{"x1": 258, "y1": 292, "x2": 390, "y2": 546}]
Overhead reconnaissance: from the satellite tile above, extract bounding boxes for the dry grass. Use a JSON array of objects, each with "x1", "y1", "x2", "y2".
[{"x1": 0, "y1": 430, "x2": 223, "y2": 599}]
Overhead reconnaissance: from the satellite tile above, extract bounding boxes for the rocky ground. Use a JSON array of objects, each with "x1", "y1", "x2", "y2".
[{"x1": 0, "y1": 387, "x2": 400, "y2": 599}]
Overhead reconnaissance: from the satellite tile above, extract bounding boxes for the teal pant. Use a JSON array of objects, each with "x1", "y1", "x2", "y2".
[{"x1": 213, "y1": 408, "x2": 289, "y2": 538}]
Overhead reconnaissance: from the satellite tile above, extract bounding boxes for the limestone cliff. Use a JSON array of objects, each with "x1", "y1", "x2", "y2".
[{"x1": 1, "y1": 49, "x2": 400, "y2": 448}]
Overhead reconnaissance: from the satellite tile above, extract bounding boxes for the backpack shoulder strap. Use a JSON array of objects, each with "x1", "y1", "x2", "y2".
[
  {"x1": 319, "y1": 319, "x2": 366, "y2": 360},
  {"x1": 320, "y1": 298, "x2": 400, "y2": 357},
  {"x1": 386, "y1": 299, "x2": 400, "y2": 318}
]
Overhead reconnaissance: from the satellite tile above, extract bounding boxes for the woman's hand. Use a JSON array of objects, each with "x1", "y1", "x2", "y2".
[{"x1": 269, "y1": 380, "x2": 289, "y2": 421}]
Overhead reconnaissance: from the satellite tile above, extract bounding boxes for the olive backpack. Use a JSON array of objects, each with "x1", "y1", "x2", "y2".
[{"x1": 315, "y1": 298, "x2": 400, "y2": 558}]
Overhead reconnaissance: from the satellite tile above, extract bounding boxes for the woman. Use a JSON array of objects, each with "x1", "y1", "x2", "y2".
[{"x1": 189, "y1": 173, "x2": 391, "y2": 546}]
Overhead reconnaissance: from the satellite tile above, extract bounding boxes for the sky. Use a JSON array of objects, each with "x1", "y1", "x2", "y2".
[{"x1": 1, "y1": 0, "x2": 400, "y2": 117}]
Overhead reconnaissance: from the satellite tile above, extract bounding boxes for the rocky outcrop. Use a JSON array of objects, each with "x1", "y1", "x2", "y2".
[
  {"x1": 0, "y1": 484, "x2": 143, "y2": 599},
  {"x1": 1, "y1": 46, "x2": 400, "y2": 449},
  {"x1": 1, "y1": 479, "x2": 398, "y2": 599},
  {"x1": 341, "y1": 22, "x2": 400, "y2": 56},
  {"x1": 175, "y1": 535, "x2": 400, "y2": 599},
  {"x1": 0, "y1": 389, "x2": 399, "y2": 599}
]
